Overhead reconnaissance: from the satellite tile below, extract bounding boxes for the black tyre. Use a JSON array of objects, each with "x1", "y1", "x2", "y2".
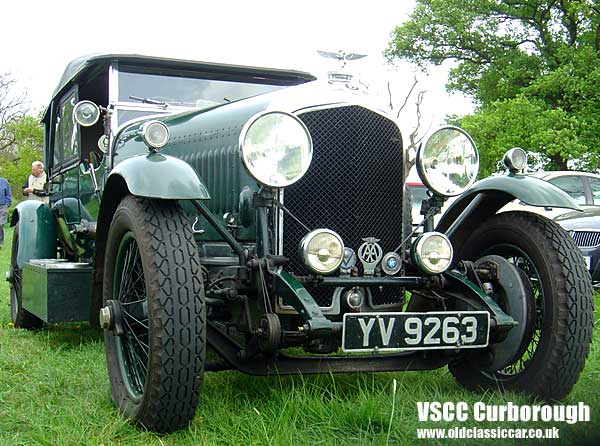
[
  {"x1": 103, "y1": 196, "x2": 205, "y2": 432},
  {"x1": 450, "y1": 211, "x2": 594, "y2": 401},
  {"x1": 9, "y1": 226, "x2": 43, "y2": 329}
]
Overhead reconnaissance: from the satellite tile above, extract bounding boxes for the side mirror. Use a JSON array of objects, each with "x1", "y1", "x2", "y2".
[{"x1": 73, "y1": 100, "x2": 100, "y2": 127}]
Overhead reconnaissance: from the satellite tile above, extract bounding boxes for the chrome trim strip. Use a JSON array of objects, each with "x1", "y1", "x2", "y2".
[
  {"x1": 569, "y1": 229, "x2": 600, "y2": 248},
  {"x1": 108, "y1": 63, "x2": 120, "y2": 170},
  {"x1": 108, "y1": 63, "x2": 119, "y2": 106},
  {"x1": 277, "y1": 188, "x2": 284, "y2": 256}
]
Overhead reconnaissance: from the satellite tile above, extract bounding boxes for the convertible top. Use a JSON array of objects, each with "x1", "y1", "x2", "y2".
[{"x1": 44, "y1": 53, "x2": 317, "y2": 120}]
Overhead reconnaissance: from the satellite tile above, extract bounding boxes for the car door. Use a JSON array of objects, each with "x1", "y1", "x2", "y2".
[{"x1": 53, "y1": 86, "x2": 83, "y2": 224}]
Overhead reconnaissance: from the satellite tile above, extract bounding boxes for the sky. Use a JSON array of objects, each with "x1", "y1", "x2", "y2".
[{"x1": 1, "y1": 0, "x2": 473, "y2": 137}]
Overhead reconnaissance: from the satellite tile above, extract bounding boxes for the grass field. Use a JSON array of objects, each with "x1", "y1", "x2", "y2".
[{"x1": 0, "y1": 226, "x2": 598, "y2": 446}]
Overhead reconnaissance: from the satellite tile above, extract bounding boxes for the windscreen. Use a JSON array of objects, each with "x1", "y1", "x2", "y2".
[{"x1": 118, "y1": 69, "x2": 285, "y2": 109}]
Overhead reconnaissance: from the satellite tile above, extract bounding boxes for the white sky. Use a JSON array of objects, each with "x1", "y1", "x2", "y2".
[{"x1": 1, "y1": 0, "x2": 473, "y2": 137}]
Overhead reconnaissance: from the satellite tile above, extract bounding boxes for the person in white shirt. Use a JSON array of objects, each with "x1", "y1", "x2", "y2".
[{"x1": 23, "y1": 161, "x2": 49, "y2": 204}]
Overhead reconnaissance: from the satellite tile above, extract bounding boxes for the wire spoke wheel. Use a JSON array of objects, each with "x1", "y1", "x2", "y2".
[
  {"x1": 450, "y1": 211, "x2": 594, "y2": 401},
  {"x1": 103, "y1": 196, "x2": 205, "y2": 432},
  {"x1": 113, "y1": 232, "x2": 150, "y2": 397}
]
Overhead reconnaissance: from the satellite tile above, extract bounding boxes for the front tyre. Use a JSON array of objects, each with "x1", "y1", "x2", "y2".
[
  {"x1": 103, "y1": 196, "x2": 205, "y2": 432},
  {"x1": 450, "y1": 211, "x2": 594, "y2": 401}
]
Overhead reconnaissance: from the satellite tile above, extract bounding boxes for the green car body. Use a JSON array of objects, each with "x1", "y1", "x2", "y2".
[{"x1": 8, "y1": 54, "x2": 593, "y2": 433}]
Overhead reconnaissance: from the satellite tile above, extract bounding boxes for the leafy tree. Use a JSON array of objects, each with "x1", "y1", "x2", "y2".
[
  {"x1": 0, "y1": 116, "x2": 43, "y2": 202},
  {"x1": 386, "y1": 0, "x2": 600, "y2": 173}
]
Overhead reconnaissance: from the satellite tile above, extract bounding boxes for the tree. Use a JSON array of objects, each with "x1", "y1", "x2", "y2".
[
  {"x1": 385, "y1": 0, "x2": 600, "y2": 173},
  {"x1": 0, "y1": 116, "x2": 43, "y2": 201},
  {"x1": 387, "y1": 75, "x2": 428, "y2": 171},
  {"x1": 0, "y1": 72, "x2": 29, "y2": 151},
  {"x1": 0, "y1": 72, "x2": 42, "y2": 201}
]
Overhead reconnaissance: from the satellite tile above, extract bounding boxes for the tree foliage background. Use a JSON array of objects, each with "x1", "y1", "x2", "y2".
[
  {"x1": 0, "y1": 73, "x2": 43, "y2": 202},
  {"x1": 386, "y1": 0, "x2": 600, "y2": 176}
]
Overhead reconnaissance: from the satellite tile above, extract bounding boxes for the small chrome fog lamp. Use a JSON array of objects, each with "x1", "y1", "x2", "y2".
[
  {"x1": 503, "y1": 147, "x2": 528, "y2": 173},
  {"x1": 344, "y1": 287, "x2": 365, "y2": 311},
  {"x1": 73, "y1": 100, "x2": 100, "y2": 127},
  {"x1": 300, "y1": 229, "x2": 344, "y2": 275},
  {"x1": 411, "y1": 232, "x2": 453, "y2": 275},
  {"x1": 141, "y1": 120, "x2": 170, "y2": 149},
  {"x1": 97, "y1": 135, "x2": 109, "y2": 153}
]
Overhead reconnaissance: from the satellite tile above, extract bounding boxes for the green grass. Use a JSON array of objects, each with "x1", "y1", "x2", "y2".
[{"x1": 0, "y1": 226, "x2": 598, "y2": 445}]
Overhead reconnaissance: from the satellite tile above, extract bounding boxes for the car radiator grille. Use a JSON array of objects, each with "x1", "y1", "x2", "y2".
[
  {"x1": 282, "y1": 105, "x2": 405, "y2": 307},
  {"x1": 570, "y1": 230, "x2": 600, "y2": 248}
]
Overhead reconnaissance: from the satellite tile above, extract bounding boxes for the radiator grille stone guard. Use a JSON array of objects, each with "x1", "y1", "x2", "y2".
[{"x1": 282, "y1": 105, "x2": 405, "y2": 307}]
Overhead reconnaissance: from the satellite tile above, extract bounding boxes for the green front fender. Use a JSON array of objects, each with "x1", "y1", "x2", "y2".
[
  {"x1": 11, "y1": 201, "x2": 57, "y2": 268},
  {"x1": 437, "y1": 174, "x2": 580, "y2": 236},
  {"x1": 108, "y1": 153, "x2": 211, "y2": 199},
  {"x1": 466, "y1": 174, "x2": 579, "y2": 209}
]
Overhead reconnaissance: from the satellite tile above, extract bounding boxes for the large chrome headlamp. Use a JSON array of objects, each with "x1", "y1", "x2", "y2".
[
  {"x1": 240, "y1": 111, "x2": 312, "y2": 188},
  {"x1": 411, "y1": 232, "x2": 453, "y2": 275},
  {"x1": 417, "y1": 126, "x2": 479, "y2": 197},
  {"x1": 300, "y1": 229, "x2": 344, "y2": 275}
]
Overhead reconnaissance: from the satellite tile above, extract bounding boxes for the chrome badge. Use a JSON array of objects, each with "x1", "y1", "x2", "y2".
[
  {"x1": 382, "y1": 252, "x2": 402, "y2": 275},
  {"x1": 340, "y1": 247, "x2": 357, "y2": 276},
  {"x1": 358, "y1": 237, "x2": 383, "y2": 276}
]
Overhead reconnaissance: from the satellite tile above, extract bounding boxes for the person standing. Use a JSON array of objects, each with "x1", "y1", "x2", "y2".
[
  {"x1": 23, "y1": 161, "x2": 49, "y2": 204},
  {"x1": 0, "y1": 176, "x2": 12, "y2": 246}
]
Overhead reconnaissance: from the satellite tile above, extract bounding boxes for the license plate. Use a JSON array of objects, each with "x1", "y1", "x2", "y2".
[
  {"x1": 584, "y1": 256, "x2": 591, "y2": 270},
  {"x1": 342, "y1": 311, "x2": 490, "y2": 352}
]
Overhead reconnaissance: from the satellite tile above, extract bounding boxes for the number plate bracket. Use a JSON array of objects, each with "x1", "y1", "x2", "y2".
[{"x1": 443, "y1": 270, "x2": 517, "y2": 331}]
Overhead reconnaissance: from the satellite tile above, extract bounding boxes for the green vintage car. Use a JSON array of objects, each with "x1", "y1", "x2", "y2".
[{"x1": 8, "y1": 54, "x2": 594, "y2": 432}]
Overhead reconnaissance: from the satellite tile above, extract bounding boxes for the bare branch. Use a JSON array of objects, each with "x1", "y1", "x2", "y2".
[
  {"x1": 396, "y1": 76, "x2": 419, "y2": 119},
  {"x1": 403, "y1": 89, "x2": 429, "y2": 172},
  {"x1": 0, "y1": 72, "x2": 29, "y2": 152},
  {"x1": 387, "y1": 82, "x2": 394, "y2": 110},
  {"x1": 409, "y1": 90, "x2": 427, "y2": 150}
]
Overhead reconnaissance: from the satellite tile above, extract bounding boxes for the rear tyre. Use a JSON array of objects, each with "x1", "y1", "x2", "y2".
[
  {"x1": 450, "y1": 211, "x2": 594, "y2": 401},
  {"x1": 103, "y1": 196, "x2": 205, "y2": 432},
  {"x1": 9, "y1": 226, "x2": 43, "y2": 329}
]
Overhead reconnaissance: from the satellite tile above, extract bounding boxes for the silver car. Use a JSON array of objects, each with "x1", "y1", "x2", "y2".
[{"x1": 500, "y1": 170, "x2": 600, "y2": 219}]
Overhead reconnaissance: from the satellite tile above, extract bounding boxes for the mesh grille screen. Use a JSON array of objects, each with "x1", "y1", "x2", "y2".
[{"x1": 282, "y1": 106, "x2": 405, "y2": 306}]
